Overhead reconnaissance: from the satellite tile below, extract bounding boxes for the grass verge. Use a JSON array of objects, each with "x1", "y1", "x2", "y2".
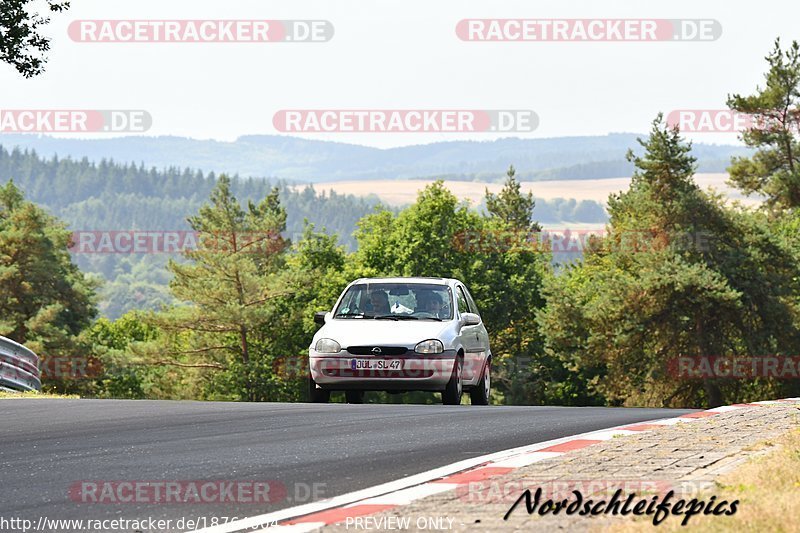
[{"x1": 0, "y1": 390, "x2": 79, "y2": 399}]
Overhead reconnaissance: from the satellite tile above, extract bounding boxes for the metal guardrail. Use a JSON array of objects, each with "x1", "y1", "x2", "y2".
[{"x1": 0, "y1": 336, "x2": 41, "y2": 392}]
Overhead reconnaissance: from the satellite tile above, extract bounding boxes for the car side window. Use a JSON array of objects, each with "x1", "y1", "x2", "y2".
[
  {"x1": 463, "y1": 287, "x2": 479, "y2": 316},
  {"x1": 456, "y1": 286, "x2": 470, "y2": 315}
]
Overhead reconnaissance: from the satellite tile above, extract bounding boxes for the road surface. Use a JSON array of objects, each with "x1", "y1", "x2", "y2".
[{"x1": 0, "y1": 399, "x2": 696, "y2": 531}]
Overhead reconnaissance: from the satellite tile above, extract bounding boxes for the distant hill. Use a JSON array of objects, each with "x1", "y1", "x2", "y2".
[{"x1": 0, "y1": 133, "x2": 750, "y2": 183}]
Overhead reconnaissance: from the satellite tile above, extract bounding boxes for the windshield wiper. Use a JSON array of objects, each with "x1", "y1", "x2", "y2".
[
  {"x1": 334, "y1": 312, "x2": 374, "y2": 319},
  {"x1": 374, "y1": 315, "x2": 419, "y2": 320},
  {"x1": 420, "y1": 317, "x2": 444, "y2": 321}
]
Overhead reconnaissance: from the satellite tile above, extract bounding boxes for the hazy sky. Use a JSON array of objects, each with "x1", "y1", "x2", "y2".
[{"x1": 1, "y1": 0, "x2": 797, "y2": 147}]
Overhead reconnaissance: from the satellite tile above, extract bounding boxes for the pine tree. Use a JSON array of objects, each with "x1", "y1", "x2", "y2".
[
  {"x1": 727, "y1": 39, "x2": 800, "y2": 209},
  {"x1": 539, "y1": 116, "x2": 800, "y2": 408},
  {"x1": 0, "y1": 180, "x2": 97, "y2": 382},
  {"x1": 151, "y1": 175, "x2": 292, "y2": 401},
  {"x1": 485, "y1": 166, "x2": 541, "y2": 232}
]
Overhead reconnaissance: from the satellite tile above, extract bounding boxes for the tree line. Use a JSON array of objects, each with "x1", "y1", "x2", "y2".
[{"x1": 0, "y1": 145, "x2": 609, "y2": 320}]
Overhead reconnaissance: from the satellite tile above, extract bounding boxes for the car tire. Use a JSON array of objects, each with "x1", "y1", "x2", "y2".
[
  {"x1": 345, "y1": 390, "x2": 365, "y2": 404},
  {"x1": 441, "y1": 357, "x2": 463, "y2": 405},
  {"x1": 470, "y1": 359, "x2": 491, "y2": 405},
  {"x1": 308, "y1": 376, "x2": 330, "y2": 403}
]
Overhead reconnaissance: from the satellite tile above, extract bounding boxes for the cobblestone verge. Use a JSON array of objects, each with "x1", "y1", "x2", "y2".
[{"x1": 318, "y1": 403, "x2": 799, "y2": 532}]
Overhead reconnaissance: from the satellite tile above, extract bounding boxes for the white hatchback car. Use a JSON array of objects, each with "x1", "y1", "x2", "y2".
[{"x1": 308, "y1": 277, "x2": 492, "y2": 405}]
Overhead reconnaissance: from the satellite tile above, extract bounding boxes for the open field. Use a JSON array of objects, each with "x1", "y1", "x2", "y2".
[{"x1": 298, "y1": 174, "x2": 759, "y2": 208}]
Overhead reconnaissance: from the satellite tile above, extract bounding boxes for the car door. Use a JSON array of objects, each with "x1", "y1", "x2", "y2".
[
  {"x1": 455, "y1": 284, "x2": 483, "y2": 381},
  {"x1": 462, "y1": 285, "x2": 490, "y2": 376}
]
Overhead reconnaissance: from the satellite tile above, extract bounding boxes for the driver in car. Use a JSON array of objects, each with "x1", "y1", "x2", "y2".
[
  {"x1": 428, "y1": 293, "x2": 444, "y2": 318},
  {"x1": 415, "y1": 291, "x2": 443, "y2": 317},
  {"x1": 414, "y1": 292, "x2": 430, "y2": 314}
]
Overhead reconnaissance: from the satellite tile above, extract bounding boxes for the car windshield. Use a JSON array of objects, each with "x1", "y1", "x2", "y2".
[{"x1": 334, "y1": 282, "x2": 453, "y2": 320}]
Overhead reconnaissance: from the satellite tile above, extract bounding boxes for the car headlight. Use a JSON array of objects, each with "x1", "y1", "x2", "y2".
[
  {"x1": 415, "y1": 339, "x2": 444, "y2": 354},
  {"x1": 315, "y1": 338, "x2": 341, "y2": 353}
]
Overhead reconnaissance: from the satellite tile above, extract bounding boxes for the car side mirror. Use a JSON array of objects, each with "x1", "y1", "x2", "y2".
[
  {"x1": 314, "y1": 311, "x2": 328, "y2": 325},
  {"x1": 462, "y1": 312, "x2": 481, "y2": 326}
]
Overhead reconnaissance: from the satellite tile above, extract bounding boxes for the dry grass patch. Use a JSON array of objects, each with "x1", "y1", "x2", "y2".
[{"x1": 0, "y1": 390, "x2": 79, "y2": 399}]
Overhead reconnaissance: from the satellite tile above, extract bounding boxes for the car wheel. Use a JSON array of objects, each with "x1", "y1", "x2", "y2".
[
  {"x1": 470, "y1": 359, "x2": 491, "y2": 405},
  {"x1": 308, "y1": 375, "x2": 330, "y2": 403},
  {"x1": 345, "y1": 390, "x2": 364, "y2": 404},
  {"x1": 442, "y1": 357, "x2": 463, "y2": 405}
]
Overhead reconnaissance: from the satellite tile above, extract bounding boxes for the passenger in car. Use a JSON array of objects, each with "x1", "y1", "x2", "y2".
[{"x1": 369, "y1": 290, "x2": 391, "y2": 315}]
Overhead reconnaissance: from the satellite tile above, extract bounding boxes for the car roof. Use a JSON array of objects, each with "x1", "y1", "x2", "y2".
[{"x1": 351, "y1": 277, "x2": 457, "y2": 286}]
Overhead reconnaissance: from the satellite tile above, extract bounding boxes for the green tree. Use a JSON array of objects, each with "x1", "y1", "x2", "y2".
[
  {"x1": 0, "y1": 180, "x2": 98, "y2": 395},
  {"x1": 0, "y1": 0, "x2": 70, "y2": 77},
  {"x1": 485, "y1": 166, "x2": 541, "y2": 232},
  {"x1": 149, "y1": 175, "x2": 294, "y2": 401},
  {"x1": 356, "y1": 181, "x2": 481, "y2": 279},
  {"x1": 539, "y1": 116, "x2": 800, "y2": 408},
  {"x1": 84, "y1": 312, "x2": 161, "y2": 399},
  {"x1": 276, "y1": 222, "x2": 355, "y2": 400},
  {"x1": 0, "y1": 180, "x2": 97, "y2": 350},
  {"x1": 727, "y1": 39, "x2": 800, "y2": 209},
  {"x1": 473, "y1": 171, "x2": 553, "y2": 404}
]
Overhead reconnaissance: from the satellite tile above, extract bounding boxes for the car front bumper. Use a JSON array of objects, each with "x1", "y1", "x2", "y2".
[{"x1": 309, "y1": 349, "x2": 458, "y2": 391}]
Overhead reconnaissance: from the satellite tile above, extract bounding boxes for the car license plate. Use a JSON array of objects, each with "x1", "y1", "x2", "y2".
[{"x1": 350, "y1": 359, "x2": 403, "y2": 370}]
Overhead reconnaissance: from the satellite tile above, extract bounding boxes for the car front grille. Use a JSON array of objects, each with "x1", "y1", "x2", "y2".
[{"x1": 346, "y1": 346, "x2": 408, "y2": 356}]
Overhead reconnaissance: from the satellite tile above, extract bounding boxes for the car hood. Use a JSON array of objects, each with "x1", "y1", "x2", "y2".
[{"x1": 314, "y1": 318, "x2": 453, "y2": 348}]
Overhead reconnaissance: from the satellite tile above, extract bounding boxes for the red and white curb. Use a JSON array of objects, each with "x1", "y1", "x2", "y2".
[{"x1": 196, "y1": 398, "x2": 800, "y2": 533}]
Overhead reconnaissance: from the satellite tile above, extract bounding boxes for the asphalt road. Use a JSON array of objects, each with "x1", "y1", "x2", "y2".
[{"x1": 0, "y1": 399, "x2": 696, "y2": 531}]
